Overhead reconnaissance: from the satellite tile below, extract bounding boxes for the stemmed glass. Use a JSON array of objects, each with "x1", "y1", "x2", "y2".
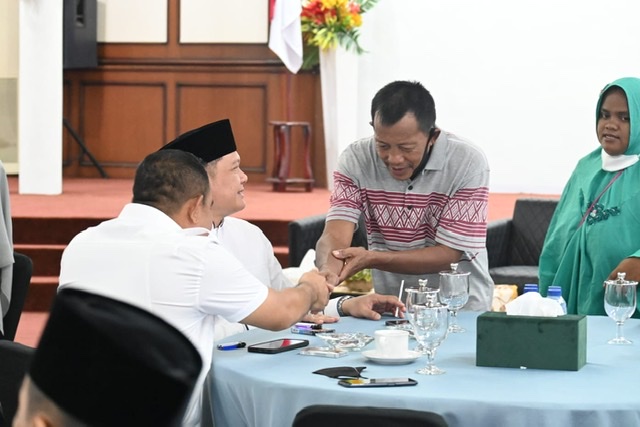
[
  {"x1": 604, "y1": 272, "x2": 637, "y2": 345},
  {"x1": 405, "y1": 280, "x2": 439, "y2": 353},
  {"x1": 413, "y1": 303, "x2": 449, "y2": 375},
  {"x1": 438, "y1": 263, "x2": 470, "y2": 333}
]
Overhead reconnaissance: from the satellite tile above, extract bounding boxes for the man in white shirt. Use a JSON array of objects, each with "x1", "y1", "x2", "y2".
[
  {"x1": 58, "y1": 149, "x2": 331, "y2": 427},
  {"x1": 160, "y1": 119, "x2": 405, "y2": 339}
]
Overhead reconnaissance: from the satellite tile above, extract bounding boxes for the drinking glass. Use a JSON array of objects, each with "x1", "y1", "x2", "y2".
[
  {"x1": 438, "y1": 263, "x2": 470, "y2": 333},
  {"x1": 405, "y1": 280, "x2": 439, "y2": 353},
  {"x1": 604, "y1": 272, "x2": 637, "y2": 345},
  {"x1": 413, "y1": 304, "x2": 449, "y2": 375}
]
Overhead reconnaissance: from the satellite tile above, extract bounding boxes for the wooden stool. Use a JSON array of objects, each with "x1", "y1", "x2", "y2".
[{"x1": 267, "y1": 121, "x2": 315, "y2": 192}]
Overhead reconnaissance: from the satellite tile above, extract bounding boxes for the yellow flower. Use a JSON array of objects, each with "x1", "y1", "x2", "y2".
[{"x1": 301, "y1": 0, "x2": 378, "y2": 69}]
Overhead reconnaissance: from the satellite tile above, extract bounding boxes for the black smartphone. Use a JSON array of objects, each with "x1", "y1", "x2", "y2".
[
  {"x1": 385, "y1": 319, "x2": 410, "y2": 326},
  {"x1": 338, "y1": 377, "x2": 418, "y2": 388},
  {"x1": 247, "y1": 338, "x2": 309, "y2": 354}
]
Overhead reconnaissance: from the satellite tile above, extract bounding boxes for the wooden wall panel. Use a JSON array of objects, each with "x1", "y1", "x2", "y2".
[
  {"x1": 61, "y1": 0, "x2": 327, "y2": 185},
  {"x1": 176, "y1": 84, "x2": 268, "y2": 173},
  {"x1": 81, "y1": 82, "x2": 166, "y2": 167},
  {"x1": 63, "y1": 67, "x2": 326, "y2": 185}
]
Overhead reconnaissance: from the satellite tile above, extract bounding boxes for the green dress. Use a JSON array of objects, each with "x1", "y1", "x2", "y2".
[{"x1": 539, "y1": 77, "x2": 640, "y2": 316}]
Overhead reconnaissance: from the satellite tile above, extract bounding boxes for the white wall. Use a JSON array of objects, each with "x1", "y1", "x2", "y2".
[
  {"x1": 0, "y1": 0, "x2": 19, "y2": 173},
  {"x1": 355, "y1": 0, "x2": 640, "y2": 194},
  {"x1": 96, "y1": 0, "x2": 268, "y2": 44},
  {"x1": 19, "y1": 0, "x2": 62, "y2": 194},
  {"x1": 180, "y1": 0, "x2": 268, "y2": 43},
  {"x1": 97, "y1": 0, "x2": 167, "y2": 43}
]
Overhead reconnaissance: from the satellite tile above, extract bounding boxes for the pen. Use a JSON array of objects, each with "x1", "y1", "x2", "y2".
[
  {"x1": 395, "y1": 280, "x2": 405, "y2": 317},
  {"x1": 217, "y1": 341, "x2": 247, "y2": 351}
]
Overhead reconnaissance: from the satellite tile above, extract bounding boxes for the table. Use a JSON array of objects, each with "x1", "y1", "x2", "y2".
[{"x1": 209, "y1": 312, "x2": 640, "y2": 427}]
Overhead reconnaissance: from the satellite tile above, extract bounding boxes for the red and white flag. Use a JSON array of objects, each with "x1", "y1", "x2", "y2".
[{"x1": 268, "y1": 0, "x2": 303, "y2": 74}]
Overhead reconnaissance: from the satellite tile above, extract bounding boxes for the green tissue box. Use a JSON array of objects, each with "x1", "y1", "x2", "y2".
[{"x1": 476, "y1": 311, "x2": 587, "y2": 371}]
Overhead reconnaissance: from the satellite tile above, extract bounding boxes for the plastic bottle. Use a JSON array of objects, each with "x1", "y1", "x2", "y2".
[
  {"x1": 522, "y1": 283, "x2": 539, "y2": 294},
  {"x1": 546, "y1": 285, "x2": 567, "y2": 314}
]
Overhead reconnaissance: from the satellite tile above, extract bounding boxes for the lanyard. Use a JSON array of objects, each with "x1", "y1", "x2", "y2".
[{"x1": 577, "y1": 170, "x2": 623, "y2": 228}]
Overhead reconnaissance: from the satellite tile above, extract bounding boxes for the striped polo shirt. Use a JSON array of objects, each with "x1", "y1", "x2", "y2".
[{"x1": 327, "y1": 130, "x2": 494, "y2": 311}]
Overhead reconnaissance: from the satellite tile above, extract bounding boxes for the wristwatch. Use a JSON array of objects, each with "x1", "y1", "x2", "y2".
[{"x1": 336, "y1": 295, "x2": 354, "y2": 317}]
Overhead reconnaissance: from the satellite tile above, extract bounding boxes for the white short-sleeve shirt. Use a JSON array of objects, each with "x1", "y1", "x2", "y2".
[{"x1": 59, "y1": 203, "x2": 268, "y2": 427}]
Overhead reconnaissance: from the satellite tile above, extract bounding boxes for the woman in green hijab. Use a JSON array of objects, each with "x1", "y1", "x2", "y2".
[{"x1": 539, "y1": 77, "x2": 640, "y2": 316}]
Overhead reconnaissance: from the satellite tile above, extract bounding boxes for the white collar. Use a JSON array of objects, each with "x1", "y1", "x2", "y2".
[{"x1": 601, "y1": 150, "x2": 640, "y2": 172}]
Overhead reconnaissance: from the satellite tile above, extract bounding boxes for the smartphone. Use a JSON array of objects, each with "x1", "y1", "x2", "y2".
[
  {"x1": 247, "y1": 338, "x2": 309, "y2": 354},
  {"x1": 294, "y1": 322, "x2": 323, "y2": 330},
  {"x1": 338, "y1": 377, "x2": 418, "y2": 388},
  {"x1": 299, "y1": 346, "x2": 348, "y2": 358},
  {"x1": 291, "y1": 327, "x2": 336, "y2": 336},
  {"x1": 385, "y1": 319, "x2": 410, "y2": 326}
]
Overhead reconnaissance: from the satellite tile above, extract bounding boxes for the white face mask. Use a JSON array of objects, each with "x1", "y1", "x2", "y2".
[{"x1": 601, "y1": 150, "x2": 640, "y2": 172}]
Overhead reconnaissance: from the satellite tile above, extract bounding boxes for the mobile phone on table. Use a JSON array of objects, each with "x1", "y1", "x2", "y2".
[
  {"x1": 294, "y1": 322, "x2": 323, "y2": 330},
  {"x1": 291, "y1": 327, "x2": 336, "y2": 336},
  {"x1": 385, "y1": 319, "x2": 410, "y2": 326},
  {"x1": 247, "y1": 338, "x2": 309, "y2": 354},
  {"x1": 338, "y1": 377, "x2": 418, "y2": 388}
]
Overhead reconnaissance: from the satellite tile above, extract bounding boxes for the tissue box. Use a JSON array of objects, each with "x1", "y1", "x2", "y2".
[{"x1": 476, "y1": 312, "x2": 587, "y2": 371}]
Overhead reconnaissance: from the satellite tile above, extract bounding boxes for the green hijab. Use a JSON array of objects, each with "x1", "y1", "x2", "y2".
[{"x1": 596, "y1": 77, "x2": 640, "y2": 156}]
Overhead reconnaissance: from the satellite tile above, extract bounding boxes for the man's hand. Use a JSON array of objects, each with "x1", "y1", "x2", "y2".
[
  {"x1": 318, "y1": 269, "x2": 341, "y2": 287},
  {"x1": 608, "y1": 257, "x2": 640, "y2": 283},
  {"x1": 332, "y1": 247, "x2": 371, "y2": 282},
  {"x1": 341, "y1": 294, "x2": 405, "y2": 320},
  {"x1": 297, "y1": 270, "x2": 334, "y2": 312},
  {"x1": 301, "y1": 312, "x2": 340, "y2": 324}
]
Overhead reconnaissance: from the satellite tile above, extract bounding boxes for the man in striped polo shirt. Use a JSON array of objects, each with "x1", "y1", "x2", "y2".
[{"x1": 316, "y1": 80, "x2": 493, "y2": 312}]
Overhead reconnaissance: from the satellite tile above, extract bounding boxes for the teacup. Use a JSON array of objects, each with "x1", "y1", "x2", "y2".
[{"x1": 374, "y1": 329, "x2": 409, "y2": 358}]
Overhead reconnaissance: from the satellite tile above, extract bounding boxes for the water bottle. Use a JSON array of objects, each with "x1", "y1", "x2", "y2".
[
  {"x1": 546, "y1": 285, "x2": 567, "y2": 314},
  {"x1": 523, "y1": 283, "x2": 539, "y2": 294}
]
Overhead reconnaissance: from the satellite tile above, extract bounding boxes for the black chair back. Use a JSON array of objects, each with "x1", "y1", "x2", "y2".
[
  {"x1": 288, "y1": 214, "x2": 368, "y2": 267},
  {"x1": 2, "y1": 252, "x2": 33, "y2": 341},
  {"x1": 292, "y1": 405, "x2": 449, "y2": 427},
  {"x1": 0, "y1": 340, "x2": 35, "y2": 427},
  {"x1": 509, "y1": 198, "x2": 558, "y2": 266}
]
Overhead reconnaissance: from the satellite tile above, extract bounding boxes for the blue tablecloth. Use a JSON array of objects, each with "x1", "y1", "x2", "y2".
[{"x1": 209, "y1": 312, "x2": 640, "y2": 427}]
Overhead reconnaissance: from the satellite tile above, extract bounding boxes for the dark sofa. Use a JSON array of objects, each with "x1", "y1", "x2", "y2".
[{"x1": 486, "y1": 198, "x2": 558, "y2": 294}]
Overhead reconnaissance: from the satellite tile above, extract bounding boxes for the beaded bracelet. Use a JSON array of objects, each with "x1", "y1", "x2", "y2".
[{"x1": 336, "y1": 295, "x2": 354, "y2": 317}]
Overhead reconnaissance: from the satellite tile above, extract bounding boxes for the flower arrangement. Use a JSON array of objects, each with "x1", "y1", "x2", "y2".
[{"x1": 300, "y1": 0, "x2": 378, "y2": 69}]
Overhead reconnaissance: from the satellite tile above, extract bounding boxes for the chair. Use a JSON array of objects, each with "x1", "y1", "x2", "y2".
[
  {"x1": 292, "y1": 405, "x2": 449, "y2": 427},
  {"x1": 288, "y1": 214, "x2": 368, "y2": 268},
  {"x1": 2, "y1": 252, "x2": 34, "y2": 341},
  {"x1": 0, "y1": 340, "x2": 35, "y2": 427},
  {"x1": 486, "y1": 198, "x2": 558, "y2": 294}
]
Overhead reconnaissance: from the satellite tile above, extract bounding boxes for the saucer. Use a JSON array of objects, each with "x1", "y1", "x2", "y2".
[{"x1": 361, "y1": 350, "x2": 421, "y2": 365}]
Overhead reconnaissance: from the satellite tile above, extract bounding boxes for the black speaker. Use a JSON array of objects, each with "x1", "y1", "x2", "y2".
[{"x1": 63, "y1": 0, "x2": 98, "y2": 69}]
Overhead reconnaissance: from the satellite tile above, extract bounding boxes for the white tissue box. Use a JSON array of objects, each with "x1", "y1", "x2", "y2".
[{"x1": 476, "y1": 312, "x2": 587, "y2": 371}]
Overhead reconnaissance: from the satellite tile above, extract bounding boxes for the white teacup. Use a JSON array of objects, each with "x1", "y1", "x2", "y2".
[{"x1": 374, "y1": 329, "x2": 409, "y2": 358}]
